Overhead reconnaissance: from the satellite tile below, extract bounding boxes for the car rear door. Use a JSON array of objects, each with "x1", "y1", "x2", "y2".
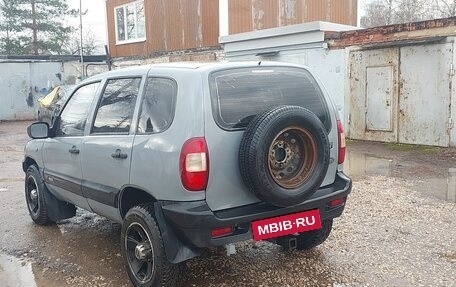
[
  {"x1": 81, "y1": 77, "x2": 143, "y2": 222},
  {"x1": 203, "y1": 65, "x2": 338, "y2": 211},
  {"x1": 42, "y1": 82, "x2": 101, "y2": 211}
]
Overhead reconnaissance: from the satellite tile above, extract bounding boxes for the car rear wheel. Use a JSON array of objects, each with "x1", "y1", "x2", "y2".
[
  {"x1": 121, "y1": 204, "x2": 182, "y2": 287},
  {"x1": 239, "y1": 106, "x2": 330, "y2": 207},
  {"x1": 25, "y1": 165, "x2": 54, "y2": 225}
]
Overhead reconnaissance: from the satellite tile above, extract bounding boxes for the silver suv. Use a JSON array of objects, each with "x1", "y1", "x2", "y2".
[{"x1": 24, "y1": 62, "x2": 352, "y2": 287}]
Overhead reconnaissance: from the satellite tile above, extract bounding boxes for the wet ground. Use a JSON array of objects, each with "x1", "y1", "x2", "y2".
[{"x1": 0, "y1": 121, "x2": 455, "y2": 287}]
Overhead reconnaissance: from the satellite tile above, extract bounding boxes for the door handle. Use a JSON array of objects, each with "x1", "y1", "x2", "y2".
[
  {"x1": 111, "y1": 149, "x2": 128, "y2": 159},
  {"x1": 68, "y1": 146, "x2": 80, "y2": 154}
]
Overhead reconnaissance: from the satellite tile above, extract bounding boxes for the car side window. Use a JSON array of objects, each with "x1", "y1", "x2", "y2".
[
  {"x1": 92, "y1": 78, "x2": 141, "y2": 134},
  {"x1": 137, "y1": 78, "x2": 177, "y2": 134},
  {"x1": 57, "y1": 82, "x2": 100, "y2": 137}
]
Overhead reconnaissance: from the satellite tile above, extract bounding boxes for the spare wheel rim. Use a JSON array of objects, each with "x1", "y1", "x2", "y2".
[{"x1": 267, "y1": 126, "x2": 318, "y2": 189}]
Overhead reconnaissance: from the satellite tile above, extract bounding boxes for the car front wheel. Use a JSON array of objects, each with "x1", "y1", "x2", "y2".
[
  {"x1": 121, "y1": 204, "x2": 182, "y2": 287},
  {"x1": 25, "y1": 165, "x2": 54, "y2": 225}
]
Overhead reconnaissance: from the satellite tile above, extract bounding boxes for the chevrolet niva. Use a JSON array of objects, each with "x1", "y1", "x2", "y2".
[{"x1": 24, "y1": 62, "x2": 352, "y2": 287}]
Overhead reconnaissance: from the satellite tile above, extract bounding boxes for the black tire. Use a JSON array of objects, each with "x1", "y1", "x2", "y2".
[
  {"x1": 25, "y1": 165, "x2": 54, "y2": 225},
  {"x1": 121, "y1": 204, "x2": 183, "y2": 287},
  {"x1": 239, "y1": 106, "x2": 330, "y2": 207},
  {"x1": 279, "y1": 219, "x2": 333, "y2": 251},
  {"x1": 295, "y1": 219, "x2": 333, "y2": 250}
]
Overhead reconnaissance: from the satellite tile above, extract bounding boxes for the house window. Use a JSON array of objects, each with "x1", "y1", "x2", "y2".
[{"x1": 115, "y1": 1, "x2": 145, "y2": 44}]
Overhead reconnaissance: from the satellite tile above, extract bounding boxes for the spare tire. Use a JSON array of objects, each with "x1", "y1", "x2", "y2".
[{"x1": 239, "y1": 106, "x2": 330, "y2": 207}]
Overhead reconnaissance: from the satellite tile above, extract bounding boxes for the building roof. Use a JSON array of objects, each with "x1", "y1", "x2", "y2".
[
  {"x1": 327, "y1": 17, "x2": 456, "y2": 49},
  {"x1": 0, "y1": 55, "x2": 107, "y2": 63}
]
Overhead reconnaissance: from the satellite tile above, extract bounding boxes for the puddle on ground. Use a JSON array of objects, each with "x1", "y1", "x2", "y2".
[
  {"x1": 345, "y1": 151, "x2": 394, "y2": 177},
  {"x1": 0, "y1": 254, "x2": 37, "y2": 287},
  {"x1": 438, "y1": 252, "x2": 456, "y2": 262},
  {"x1": 345, "y1": 150, "x2": 456, "y2": 203},
  {"x1": 0, "y1": 178, "x2": 24, "y2": 183}
]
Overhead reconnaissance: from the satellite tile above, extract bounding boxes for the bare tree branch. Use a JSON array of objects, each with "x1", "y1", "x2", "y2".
[{"x1": 360, "y1": 0, "x2": 456, "y2": 28}]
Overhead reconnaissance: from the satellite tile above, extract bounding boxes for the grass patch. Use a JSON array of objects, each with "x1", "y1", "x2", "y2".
[{"x1": 385, "y1": 142, "x2": 438, "y2": 153}]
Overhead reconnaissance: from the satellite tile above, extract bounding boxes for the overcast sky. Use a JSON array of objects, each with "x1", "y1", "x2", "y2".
[{"x1": 67, "y1": 0, "x2": 107, "y2": 52}]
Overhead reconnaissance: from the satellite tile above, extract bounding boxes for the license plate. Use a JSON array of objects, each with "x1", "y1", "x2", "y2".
[{"x1": 251, "y1": 209, "x2": 322, "y2": 241}]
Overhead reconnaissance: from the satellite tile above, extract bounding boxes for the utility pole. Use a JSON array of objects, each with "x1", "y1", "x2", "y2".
[
  {"x1": 31, "y1": 0, "x2": 38, "y2": 55},
  {"x1": 79, "y1": 0, "x2": 84, "y2": 78},
  {"x1": 6, "y1": 28, "x2": 10, "y2": 55}
]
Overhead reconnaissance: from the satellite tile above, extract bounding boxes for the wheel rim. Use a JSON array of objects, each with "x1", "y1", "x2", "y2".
[
  {"x1": 26, "y1": 175, "x2": 40, "y2": 216},
  {"x1": 125, "y1": 222, "x2": 155, "y2": 283},
  {"x1": 267, "y1": 126, "x2": 317, "y2": 189}
]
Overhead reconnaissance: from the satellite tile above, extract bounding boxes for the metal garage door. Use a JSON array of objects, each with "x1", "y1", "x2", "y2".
[
  {"x1": 349, "y1": 48, "x2": 399, "y2": 143},
  {"x1": 349, "y1": 42, "x2": 453, "y2": 147},
  {"x1": 399, "y1": 43, "x2": 453, "y2": 146}
]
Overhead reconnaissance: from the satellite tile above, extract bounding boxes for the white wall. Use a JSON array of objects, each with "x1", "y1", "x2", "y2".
[
  {"x1": 63, "y1": 62, "x2": 109, "y2": 85},
  {"x1": 0, "y1": 62, "x2": 63, "y2": 121},
  {"x1": 220, "y1": 22, "x2": 358, "y2": 128},
  {"x1": 222, "y1": 48, "x2": 349, "y2": 127},
  {"x1": 0, "y1": 61, "x2": 108, "y2": 121},
  {"x1": 275, "y1": 49, "x2": 348, "y2": 125}
]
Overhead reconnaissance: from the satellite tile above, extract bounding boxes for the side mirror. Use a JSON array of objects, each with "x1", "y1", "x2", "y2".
[{"x1": 27, "y1": 122, "x2": 49, "y2": 139}]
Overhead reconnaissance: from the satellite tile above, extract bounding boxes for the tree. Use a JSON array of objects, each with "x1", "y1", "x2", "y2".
[
  {"x1": 360, "y1": 0, "x2": 430, "y2": 28},
  {"x1": 64, "y1": 27, "x2": 103, "y2": 56},
  {"x1": 0, "y1": 0, "x2": 26, "y2": 54},
  {"x1": 395, "y1": 0, "x2": 429, "y2": 23},
  {"x1": 361, "y1": 0, "x2": 397, "y2": 28},
  {"x1": 432, "y1": 0, "x2": 456, "y2": 17},
  {"x1": 0, "y1": 0, "x2": 75, "y2": 55}
]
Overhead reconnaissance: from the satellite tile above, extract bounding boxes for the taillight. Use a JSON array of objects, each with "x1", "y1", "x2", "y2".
[
  {"x1": 211, "y1": 226, "x2": 233, "y2": 238},
  {"x1": 337, "y1": 120, "x2": 346, "y2": 164},
  {"x1": 327, "y1": 197, "x2": 347, "y2": 208},
  {"x1": 180, "y1": 137, "x2": 209, "y2": 191}
]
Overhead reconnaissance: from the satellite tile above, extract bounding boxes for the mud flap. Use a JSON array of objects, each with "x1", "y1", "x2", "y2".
[
  {"x1": 42, "y1": 184, "x2": 76, "y2": 222},
  {"x1": 153, "y1": 202, "x2": 201, "y2": 264}
]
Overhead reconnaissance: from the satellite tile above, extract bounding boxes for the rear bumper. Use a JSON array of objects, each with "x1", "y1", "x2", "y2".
[{"x1": 160, "y1": 172, "x2": 352, "y2": 248}]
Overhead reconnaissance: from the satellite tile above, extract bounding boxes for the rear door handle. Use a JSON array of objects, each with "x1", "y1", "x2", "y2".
[
  {"x1": 69, "y1": 146, "x2": 80, "y2": 154},
  {"x1": 111, "y1": 149, "x2": 128, "y2": 159}
]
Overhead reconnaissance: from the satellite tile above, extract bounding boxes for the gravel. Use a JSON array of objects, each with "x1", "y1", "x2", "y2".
[
  {"x1": 183, "y1": 176, "x2": 456, "y2": 287},
  {"x1": 0, "y1": 121, "x2": 455, "y2": 286}
]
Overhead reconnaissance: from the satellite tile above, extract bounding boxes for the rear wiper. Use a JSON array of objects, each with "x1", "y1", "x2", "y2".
[{"x1": 232, "y1": 114, "x2": 256, "y2": 128}]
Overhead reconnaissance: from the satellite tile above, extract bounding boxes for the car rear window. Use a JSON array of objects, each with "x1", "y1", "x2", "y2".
[{"x1": 209, "y1": 67, "x2": 331, "y2": 131}]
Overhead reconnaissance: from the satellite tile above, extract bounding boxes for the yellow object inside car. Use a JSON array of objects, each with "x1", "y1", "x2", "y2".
[{"x1": 38, "y1": 86, "x2": 60, "y2": 108}]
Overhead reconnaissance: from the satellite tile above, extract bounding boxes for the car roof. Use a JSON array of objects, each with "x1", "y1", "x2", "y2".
[{"x1": 83, "y1": 61, "x2": 310, "y2": 83}]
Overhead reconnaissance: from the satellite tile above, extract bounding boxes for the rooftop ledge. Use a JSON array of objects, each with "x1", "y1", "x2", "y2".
[{"x1": 219, "y1": 21, "x2": 359, "y2": 44}]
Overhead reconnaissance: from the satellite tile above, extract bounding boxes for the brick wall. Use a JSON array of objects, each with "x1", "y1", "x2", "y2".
[
  {"x1": 113, "y1": 48, "x2": 224, "y2": 68},
  {"x1": 328, "y1": 17, "x2": 456, "y2": 49}
]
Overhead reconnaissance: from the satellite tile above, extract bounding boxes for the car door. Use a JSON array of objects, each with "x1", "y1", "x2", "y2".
[
  {"x1": 42, "y1": 82, "x2": 101, "y2": 211},
  {"x1": 130, "y1": 76, "x2": 184, "y2": 200},
  {"x1": 81, "y1": 77, "x2": 143, "y2": 222}
]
